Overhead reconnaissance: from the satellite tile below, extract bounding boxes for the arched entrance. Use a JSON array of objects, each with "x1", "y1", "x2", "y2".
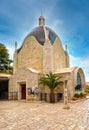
[{"x1": 74, "y1": 68, "x2": 85, "y2": 92}]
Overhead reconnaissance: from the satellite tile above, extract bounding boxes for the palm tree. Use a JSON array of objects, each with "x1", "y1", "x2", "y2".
[{"x1": 39, "y1": 72, "x2": 64, "y2": 103}]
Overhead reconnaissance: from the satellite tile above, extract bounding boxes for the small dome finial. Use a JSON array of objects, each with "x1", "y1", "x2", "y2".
[{"x1": 39, "y1": 16, "x2": 45, "y2": 26}]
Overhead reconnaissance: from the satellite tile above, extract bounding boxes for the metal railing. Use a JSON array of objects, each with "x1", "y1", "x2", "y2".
[{"x1": 8, "y1": 92, "x2": 18, "y2": 100}]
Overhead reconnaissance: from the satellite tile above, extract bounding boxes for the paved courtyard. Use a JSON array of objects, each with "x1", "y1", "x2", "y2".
[{"x1": 0, "y1": 100, "x2": 89, "y2": 130}]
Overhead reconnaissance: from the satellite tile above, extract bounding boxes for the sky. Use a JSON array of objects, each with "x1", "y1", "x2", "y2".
[{"x1": 0, "y1": 0, "x2": 89, "y2": 81}]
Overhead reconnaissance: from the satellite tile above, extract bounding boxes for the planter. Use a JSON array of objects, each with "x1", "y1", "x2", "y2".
[
  {"x1": 72, "y1": 97, "x2": 79, "y2": 101},
  {"x1": 71, "y1": 97, "x2": 86, "y2": 103}
]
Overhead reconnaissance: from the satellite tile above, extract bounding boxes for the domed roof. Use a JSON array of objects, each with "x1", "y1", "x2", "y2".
[
  {"x1": 17, "y1": 16, "x2": 59, "y2": 52},
  {"x1": 26, "y1": 26, "x2": 58, "y2": 45}
]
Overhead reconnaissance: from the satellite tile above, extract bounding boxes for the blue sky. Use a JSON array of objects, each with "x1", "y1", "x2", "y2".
[{"x1": 0, "y1": 0, "x2": 89, "y2": 81}]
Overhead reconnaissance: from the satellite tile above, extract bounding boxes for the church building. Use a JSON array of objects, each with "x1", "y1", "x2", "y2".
[{"x1": 9, "y1": 16, "x2": 85, "y2": 102}]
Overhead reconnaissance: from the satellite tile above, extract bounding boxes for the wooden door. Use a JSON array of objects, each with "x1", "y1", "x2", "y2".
[{"x1": 21, "y1": 84, "x2": 26, "y2": 99}]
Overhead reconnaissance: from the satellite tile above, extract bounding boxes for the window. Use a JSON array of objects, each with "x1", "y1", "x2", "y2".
[{"x1": 75, "y1": 73, "x2": 82, "y2": 91}]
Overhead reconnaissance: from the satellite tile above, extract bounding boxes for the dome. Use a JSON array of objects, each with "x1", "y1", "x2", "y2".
[
  {"x1": 23, "y1": 16, "x2": 58, "y2": 45},
  {"x1": 25, "y1": 26, "x2": 58, "y2": 45},
  {"x1": 17, "y1": 16, "x2": 59, "y2": 52}
]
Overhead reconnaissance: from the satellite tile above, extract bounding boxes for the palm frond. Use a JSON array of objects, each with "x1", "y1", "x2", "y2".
[{"x1": 39, "y1": 72, "x2": 64, "y2": 90}]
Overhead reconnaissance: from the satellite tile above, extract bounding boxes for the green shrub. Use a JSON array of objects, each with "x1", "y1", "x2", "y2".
[
  {"x1": 79, "y1": 92, "x2": 84, "y2": 97},
  {"x1": 73, "y1": 92, "x2": 85, "y2": 99},
  {"x1": 74, "y1": 93, "x2": 80, "y2": 98},
  {"x1": 85, "y1": 85, "x2": 89, "y2": 93},
  {"x1": 80, "y1": 93, "x2": 84, "y2": 97}
]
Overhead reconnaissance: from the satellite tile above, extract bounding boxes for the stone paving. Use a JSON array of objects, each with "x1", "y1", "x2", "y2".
[{"x1": 0, "y1": 99, "x2": 89, "y2": 130}]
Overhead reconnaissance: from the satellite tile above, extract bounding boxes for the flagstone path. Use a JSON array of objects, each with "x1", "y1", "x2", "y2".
[{"x1": 0, "y1": 100, "x2": 89, "y2": 130}]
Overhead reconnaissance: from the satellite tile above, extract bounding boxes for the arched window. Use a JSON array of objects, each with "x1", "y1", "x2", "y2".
[{"x1": 75, "y1": 73, "x2": 82, "y2": 91}]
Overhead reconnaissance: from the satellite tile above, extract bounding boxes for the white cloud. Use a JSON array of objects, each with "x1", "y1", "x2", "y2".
[
  {"x1": 7, "y1": 46, "x2": 14, "y2": 60},
  {"x1": 51, "y1": 19, "x2": 63, "y2": 29},
  {"x1": 70, "y1": 55, "x2": 89, "y2": 82}
]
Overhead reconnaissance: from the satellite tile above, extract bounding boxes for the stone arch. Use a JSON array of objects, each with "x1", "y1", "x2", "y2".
[{"x1": 74, "y1": 68, "x2": 85, "y2": 91}]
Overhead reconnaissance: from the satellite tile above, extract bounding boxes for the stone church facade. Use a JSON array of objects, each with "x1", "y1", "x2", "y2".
[{"x1": 9, "y1": 16, "x2": 85, "y2": 102}]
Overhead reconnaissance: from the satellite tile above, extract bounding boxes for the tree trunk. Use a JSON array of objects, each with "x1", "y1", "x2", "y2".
[{"x1": 50, "y1": 89, "x2": 55, "y2": 103}]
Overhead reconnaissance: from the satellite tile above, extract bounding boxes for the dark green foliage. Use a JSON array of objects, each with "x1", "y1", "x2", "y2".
[
  {"x1": 74, "y1": 93, "x2": 80, "y2": 98},
  {"x1": 0, "y1": 43, "x2": 13, "y2": 74},
  {"x1": 79, "y1": 92, "x2": 84, "y2": 97},
  {"x1": 39, "y1": 72, "x2": 63, "y2": 90},
  {"x1": 73, "y1": 93, "x2": 85, "y2": 98}
]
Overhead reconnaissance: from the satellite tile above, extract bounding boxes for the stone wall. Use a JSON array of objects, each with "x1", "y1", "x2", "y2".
[
  {"x1": 14, "y1": 36, "x2": 43, "y2": 73},
  {"x1": 53, "y1": 37, "x2": 69, "y2": 72},
  {"x1": 9, "y1": 67, "x2": 86, "y2": 101},
  {"x1": 9, "y1": 67, "x2": 40, "y2": 100},
  {"x1": 13, "y1": 36, "x2": 69, "y2": 74}
]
